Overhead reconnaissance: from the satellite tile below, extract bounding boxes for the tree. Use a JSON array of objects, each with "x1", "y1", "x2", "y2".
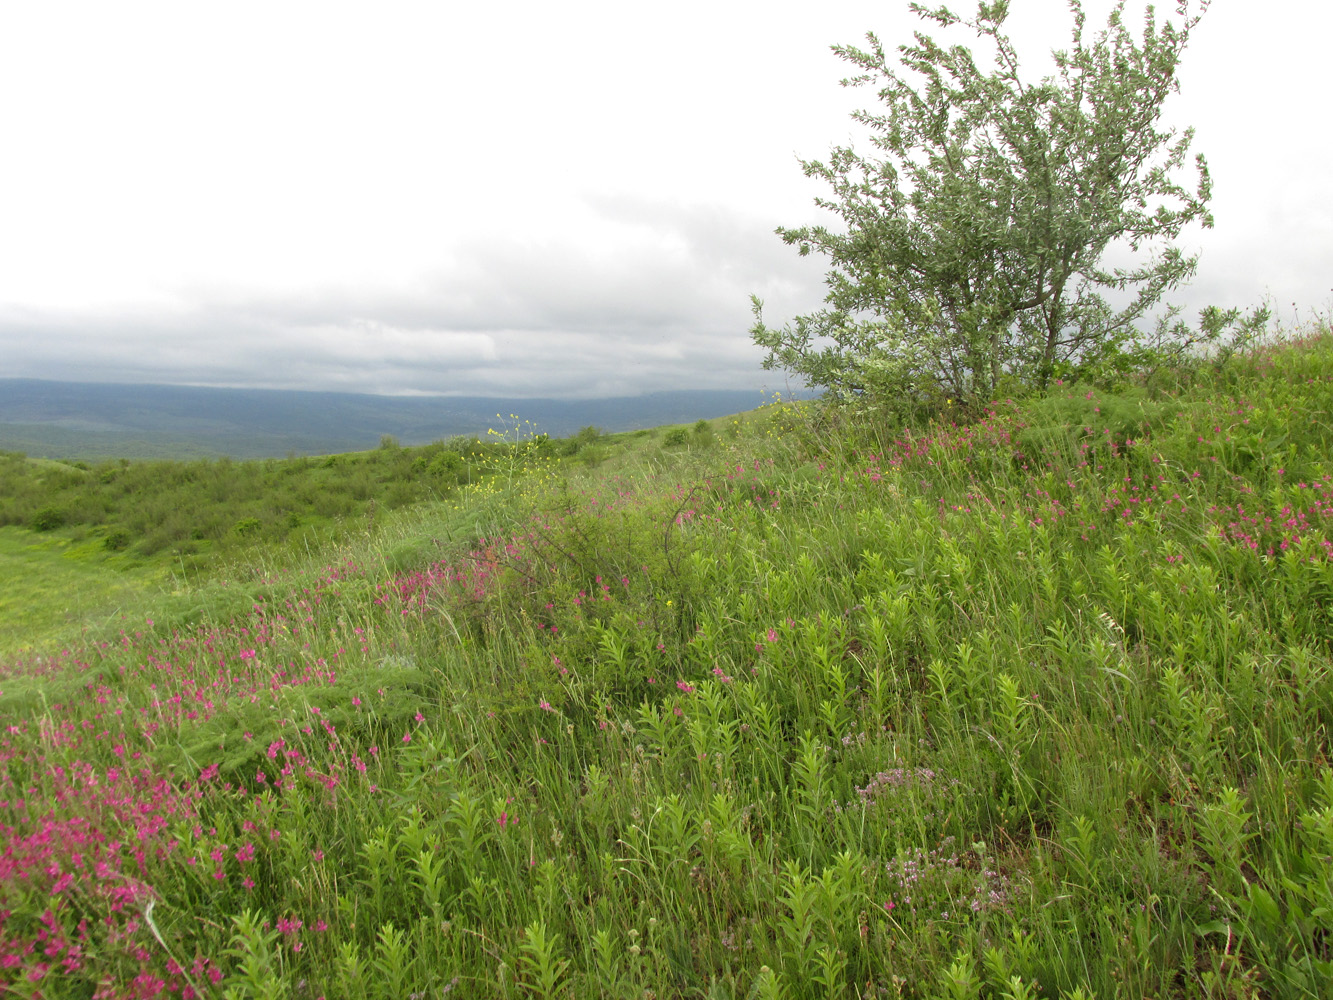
[{"x1": 751, "y1": 0, "x2": 1214, "y2": 412}]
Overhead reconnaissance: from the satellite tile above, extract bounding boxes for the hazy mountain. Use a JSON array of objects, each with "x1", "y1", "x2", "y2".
[{"x1": 0, "y1": 379, "x2": 810, "y2": 459}]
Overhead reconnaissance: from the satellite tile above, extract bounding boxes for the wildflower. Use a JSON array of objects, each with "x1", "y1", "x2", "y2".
[{"x1": 539, "y1": 699, "x2": 554, "y2": 712}]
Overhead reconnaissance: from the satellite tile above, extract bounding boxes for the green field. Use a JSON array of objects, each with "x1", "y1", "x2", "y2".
[
  {"x1": 0, "y1": 526, "x2": 170, "y2": 658},
  {"x1": 2, "y1": 343, "x2": 1332, "y2": 998}
]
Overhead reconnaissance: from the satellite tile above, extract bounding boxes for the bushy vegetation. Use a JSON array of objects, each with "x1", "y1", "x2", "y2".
[
  {"x1": 2, "y1": 329, "x2": 1331, "y2": 997},
  {"x1": 0, "y1": 423, "x2": 661, "y2": 658},
  {"x1": 0, "y1": 431, "x2": 587, "y2": 568},
  {"x1": 750, "y1": 0, "x2": 1241, "y2": 416}
]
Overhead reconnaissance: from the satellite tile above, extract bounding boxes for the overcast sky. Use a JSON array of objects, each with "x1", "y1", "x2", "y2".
[{"x1": 1, "y1": 1, "x2": 1328, "y2": 399}]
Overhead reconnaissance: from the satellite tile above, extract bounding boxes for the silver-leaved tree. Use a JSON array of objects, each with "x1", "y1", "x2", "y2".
[{"x1": 752, "y1": 0, "x2": 1215, "y2": 412}]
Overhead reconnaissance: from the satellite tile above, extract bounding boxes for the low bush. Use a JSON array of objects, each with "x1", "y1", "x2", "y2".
[{"x1": 28, "y1": 506, "x2": 65, "y2": 531}]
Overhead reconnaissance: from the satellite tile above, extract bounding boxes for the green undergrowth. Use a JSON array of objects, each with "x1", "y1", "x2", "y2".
[{"x1": 2, "y1": 335, "x2": 1333, "y2": 998}]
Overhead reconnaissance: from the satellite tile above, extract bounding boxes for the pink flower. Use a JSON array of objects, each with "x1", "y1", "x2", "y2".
[{"x1": 539, "y1": 699, "x2": 554, "y2": 712}]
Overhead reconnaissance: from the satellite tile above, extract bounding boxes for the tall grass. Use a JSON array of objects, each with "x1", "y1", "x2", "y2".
[{"x1": 2, "y1": 335, "x2": 1332, "y2": 998}]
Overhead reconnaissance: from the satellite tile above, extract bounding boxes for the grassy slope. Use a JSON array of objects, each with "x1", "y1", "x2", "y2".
[
  {"x1": 2, "y1": 341, "x2": 1333, "y2": 998},
  {"x1": 0, "y1": 527, "x2": 170, "y2": 658},
  {"x1": 0, "y1": 424, "x2": 683, "y2": 657}
]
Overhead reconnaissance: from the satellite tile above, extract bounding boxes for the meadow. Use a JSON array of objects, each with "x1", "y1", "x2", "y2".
[
  {"x1": 0, "y1": 423, "x2": 627, "y2": 656},
  {"x1": 2, "y1": 333, "x2": 1332, "y2": 999}
]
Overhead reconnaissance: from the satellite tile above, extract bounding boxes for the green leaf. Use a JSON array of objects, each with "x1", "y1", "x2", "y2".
[{"x1": 1245, "y1": 884, "x2": 1282, "y2": 926}]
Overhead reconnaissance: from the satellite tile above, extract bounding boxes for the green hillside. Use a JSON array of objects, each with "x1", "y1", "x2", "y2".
[
  {"x1": 2, "y1": 336, "x2": 1332, "y2": 998},
  {"x1": 0, "y1": 422, "x2": 660, "y2": 655}
]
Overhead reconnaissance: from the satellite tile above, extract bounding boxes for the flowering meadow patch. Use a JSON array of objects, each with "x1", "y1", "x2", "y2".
[{"x1": 3, "y1": 331, "x2": 1333, "y2": 996}]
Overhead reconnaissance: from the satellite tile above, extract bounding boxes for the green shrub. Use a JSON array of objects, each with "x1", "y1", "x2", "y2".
[
  {"x1": 662, "y1": 428, "x2": 689, "y2": 447},
  {"x1": 29, "y1": 506, "x2": 66, "y2": 532},
  {"x1": 577, "y1": 445, "x2": 609, "y2": 467},
  {"x1": 233, "y1": 516, "x2": 262, "y2": 537},
  {"x1": 427, "y1": 451, "x2": 464, "y2": 477}
]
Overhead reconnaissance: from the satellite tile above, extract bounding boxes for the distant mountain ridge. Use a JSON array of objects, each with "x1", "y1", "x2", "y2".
[{"x1": 0, "y1": 379, "x2": 807, "y2": 459}]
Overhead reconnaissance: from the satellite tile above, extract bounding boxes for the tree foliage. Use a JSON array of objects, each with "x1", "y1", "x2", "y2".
[{"x1": 752, "y1": 0, "x2": 1215, "y2": 411}]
